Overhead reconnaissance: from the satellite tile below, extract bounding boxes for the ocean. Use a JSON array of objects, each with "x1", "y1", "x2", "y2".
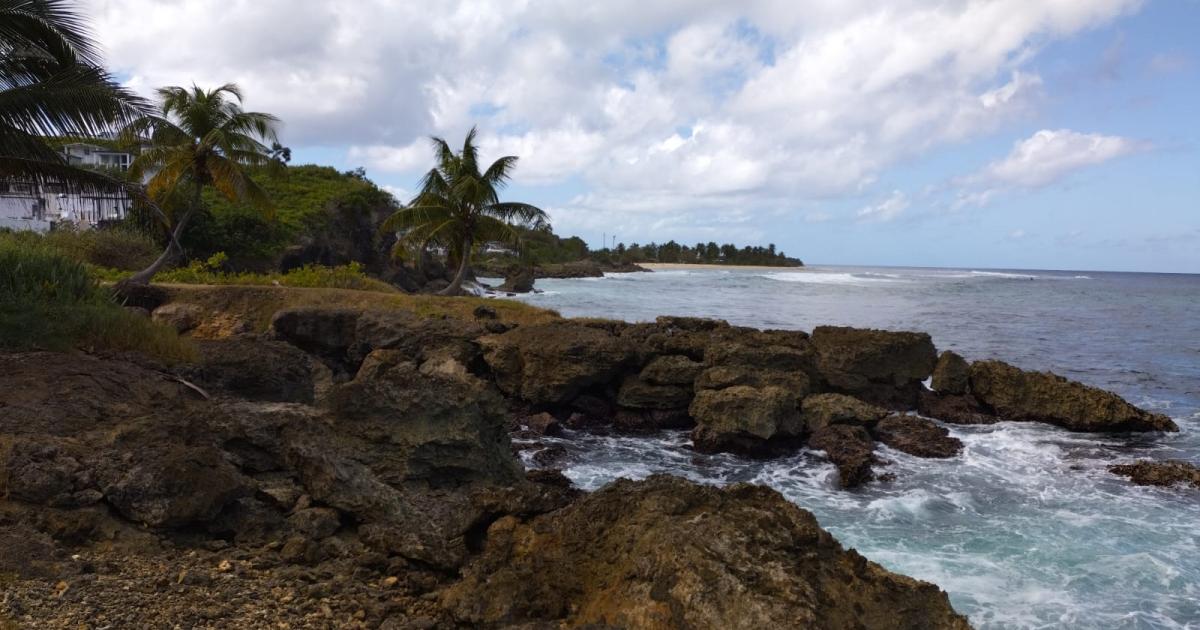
[{"x1": 497, "y1": 265, "x2": 1200, "y2": 629}]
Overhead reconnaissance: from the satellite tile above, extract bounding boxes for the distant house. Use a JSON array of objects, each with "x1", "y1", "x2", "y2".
[
  {"x1": 0, "y1": 142, "x2": 136, "y2": 232},
  {"x1": 61, "y1": 142, "x2": 133, "y2": 171}
]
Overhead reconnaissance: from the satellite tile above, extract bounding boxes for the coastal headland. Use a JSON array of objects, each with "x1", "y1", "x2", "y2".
[{"x1": 0, "y1": 283, "x2": 1187, "y2": 629}]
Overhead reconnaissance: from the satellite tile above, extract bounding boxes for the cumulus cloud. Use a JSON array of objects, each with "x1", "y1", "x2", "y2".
[
  {"x1": 83, "y1": 0, "x2": 1144, "y2": 239},
  {"x1": 977, "y1": 129, "x2": 1140, "y2": 188}
]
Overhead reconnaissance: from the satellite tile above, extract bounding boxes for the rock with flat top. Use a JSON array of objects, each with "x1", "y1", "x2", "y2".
[
  {"x1": 969, "y1": 360, "x2": 1178, "y2": 432},
  {"x1": 811, "y1": 326, "x2": 936, "y2": 408}
]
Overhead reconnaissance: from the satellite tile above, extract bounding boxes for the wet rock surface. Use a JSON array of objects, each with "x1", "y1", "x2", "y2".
[
  {"x1": 918, "y1": 390, "x2": 999, "y2": 425},
  {"x1": 808, "y1": 425, "x2": 878, "y2": 489},
  {"x1": 873, "y1": 415, "x2": 964, "y2": 459},
  {"x1": 1109, "y1": 460, "x2": 1200, "y2": 488}
]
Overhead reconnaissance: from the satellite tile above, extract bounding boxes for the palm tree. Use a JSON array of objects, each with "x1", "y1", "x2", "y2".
[
  {"x1": 0, "y1": 0, "x2": 146, "y2": 191},
  {"x1": 383, "y1": 127, "x2": 547, "y2": 296},
  {"x1": 121, "y1": 84, "x2": 280, "y2": 284}
]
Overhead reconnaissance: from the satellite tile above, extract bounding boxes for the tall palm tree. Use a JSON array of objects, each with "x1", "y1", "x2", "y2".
[
  {"x1": 0, "y1": 0, "x2": 146, "y2": 191},
  {"x1": 121, "y1": 83, "x2": 280, "y2": 284},
  {"x1": 383, "y1": 127, "x2": 548, "y2": 296}
]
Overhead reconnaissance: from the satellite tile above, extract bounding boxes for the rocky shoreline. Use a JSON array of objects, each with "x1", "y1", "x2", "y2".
[{"x1": 0, "y1": 293, "x2": 1187, "y2": 629}]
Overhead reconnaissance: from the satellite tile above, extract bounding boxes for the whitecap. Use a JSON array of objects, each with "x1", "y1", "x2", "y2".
[
  {"x1": 969, "y1": 270, "x2": 1039, "y2": 279},
  {"x1": 762, "y1": 271, "x2": 900, "y2": 285}
]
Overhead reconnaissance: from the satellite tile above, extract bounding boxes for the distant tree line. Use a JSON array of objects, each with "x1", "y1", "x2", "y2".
[
  {"x1": 597, "y1": 240, "x2": 802, "y2": 267},
  {"x1": 480, "y1": 226, "x2": 802, "y2": 268}
]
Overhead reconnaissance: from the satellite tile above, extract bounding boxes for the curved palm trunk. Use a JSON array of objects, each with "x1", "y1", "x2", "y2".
[
  {"x1": 125, "y1": 181, "x2": 202, "y2": 285},
  {"x1": 438, "y1": 235, "x2": 474, "y2": 296}
]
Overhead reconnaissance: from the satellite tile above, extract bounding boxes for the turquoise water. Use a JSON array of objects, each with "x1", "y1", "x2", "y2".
[{"x1": 501, "y1": 266, "x2": 1200, "y2": 629}]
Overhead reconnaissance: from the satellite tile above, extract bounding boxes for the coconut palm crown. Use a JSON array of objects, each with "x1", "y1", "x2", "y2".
[
  {"x1": 383, "y1": 127, "x2": 548, "y2": 295},
  {"x1": 0, "y1": 0, "x2": 147, "y2": 190},
  {"x1": 121, "y1": 83, "x2": 280, "y2": 283}
]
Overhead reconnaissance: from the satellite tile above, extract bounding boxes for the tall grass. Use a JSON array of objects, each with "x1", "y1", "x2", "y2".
[
  {"x1": 0, "y1": 238, "x2": 194, "y2": 362},
  {"x1": 1, "y1": 225, "x2": 159, "y2": 271}
]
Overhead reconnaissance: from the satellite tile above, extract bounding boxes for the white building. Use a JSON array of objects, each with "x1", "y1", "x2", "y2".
[
  {"x1": 0, "y1": 143, "x2": 136, "y2": 232},
  {"x1": 61, "y1": 142, "x2": 133, "y2": 171}
]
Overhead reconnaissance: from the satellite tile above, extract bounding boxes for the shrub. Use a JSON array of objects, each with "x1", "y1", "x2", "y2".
[
  {"x1": 0, "y1": 239, "x2": 194, "y2": 362},
  {"x1": 1, "y1": 225, "x2": 159, "y2": 271}
]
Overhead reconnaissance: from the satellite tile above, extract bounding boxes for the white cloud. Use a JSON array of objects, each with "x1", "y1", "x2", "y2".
[
  {"x1": 857, "y1": 190, "x2": 909, "y2": 223},
  {"x1": 82, "y1": 0, "x2": 1145, "y2": 239},
  {"x1": 978, "y1": 129, "x2": 1139, "y2": 188}
]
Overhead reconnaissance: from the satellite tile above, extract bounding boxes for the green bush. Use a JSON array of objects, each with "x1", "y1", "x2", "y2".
[
  {"x1": 1, "y1": 225, "x2": 159, "y2": 271},
  {"x1": 0, "y1": 239, "x2": 194, "y2": 362}
]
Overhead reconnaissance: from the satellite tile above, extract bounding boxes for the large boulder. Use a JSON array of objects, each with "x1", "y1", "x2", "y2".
[
  {"x1": 440, "y1": 475, "x2": 970, "y2": 629},
  {"x1": 479, "y1": 321, "x2": 634, "y2": 405},
  {"x1": 801, "y1": 393, "x2": 890, "y2": 432},
  {"x1": 498, "y1": 266, "x2": 534, "y2": 293},
  {"x1": 689, "y1": 385, "x2": 803, "y2": 456},
  {"x1": 872, "y1": 415, "x2": 963, "y2": 459},
  {"x1": 968, "y1": 360, "x2": 1178, "y2": 432},
  {"x1": 931, "y1": 351, "x2": 971, "y2": 395},
  {"x1": 94, "y1": 442, "x2": 248, "y2": 528},
  {"x1": 151, "y1": 302, "x2": 205, "y2": 334},
  {"x1": 808, "y1": 425, "x2": 877, "y2": 489},
  {"x1": 810, "y1": 326, "x2": 937, "y2": 408}
]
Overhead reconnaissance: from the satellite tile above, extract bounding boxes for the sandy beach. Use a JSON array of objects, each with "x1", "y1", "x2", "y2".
[{"x1": 639, "y1": 262, "x2": 805, "y2": 272}]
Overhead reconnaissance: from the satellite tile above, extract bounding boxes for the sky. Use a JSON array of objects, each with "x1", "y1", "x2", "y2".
[{"x1": 84, "y1": 0, "x2": 1199, "y2": 272}]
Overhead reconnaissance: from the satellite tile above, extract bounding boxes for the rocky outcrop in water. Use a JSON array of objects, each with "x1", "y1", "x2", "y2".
[
  {"x1": 440, "y1": 475, "x2": 970, "y2": 630},
  {"x1": 1109, "y1": 460, "x2": 1200, "y2": 488},
  {"x1": 968, "y1": 360, "x2": 1178, "y2": 432}
]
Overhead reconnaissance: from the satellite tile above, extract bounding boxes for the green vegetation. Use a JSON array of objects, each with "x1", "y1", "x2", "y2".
[
  {"x1": 168, "y1": 164, "x2": 397, "y2": 268},
  {"x1": 0, "y1": 236, "x2": 194, "y2": 361},
  {"x1": 122, "y1": 83, "x2": 281, "y2": 283},
  {"x1": 480, "y1": 226, "x2": 803, "y2": 269},
  {"x1": 599, "y1": 240, "x2": 802, "y2": 267},
  {"x1": 0, "y1": 0, "x2": 145, "y2": 193},
  {"x1": 1, "y1": 224, "x2": 159, "y2": 270},
  {"x1": 96, "y1": 252, "x2": 398, "y2": 293},
  {"x1": 383, "y1": 127, "x2": 548, "y2": 295}
]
